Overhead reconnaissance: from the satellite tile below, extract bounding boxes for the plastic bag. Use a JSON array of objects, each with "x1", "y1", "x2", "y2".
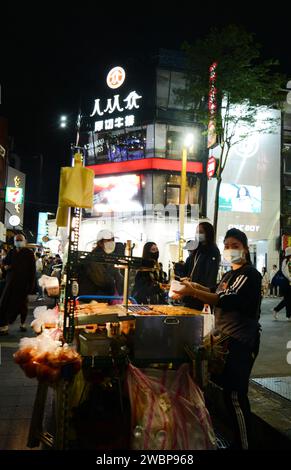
[
  {"x1": 38, "y1": 275, "x2": 59, "y2": 297},
  {"x1": 14, "y1": 331, "x2": 82, "y2": 382},
  {"x1": 31, "y1": 306, "x2": 59, "y2": 333},
  {"x1": 126, "y1": 363, "x2": 216, "y2": 450},
  {"x1": 58, "y1": 153, "x2": 94, "y2": 209},
  {"x1": 56, "y1": 205, "x2": 69, "y2": 228}
]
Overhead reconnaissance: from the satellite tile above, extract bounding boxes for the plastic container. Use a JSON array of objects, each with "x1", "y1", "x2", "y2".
[{"x1": 168, "y1": 279, "x2": 184, "y2": 298}]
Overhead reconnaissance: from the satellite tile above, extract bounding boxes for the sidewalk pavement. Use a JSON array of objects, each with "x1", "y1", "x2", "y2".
[
  {"x1": 0, "y1": 295, "x2": 55, "y2": 450},
  {"x1": 0, "y1": 296, "x2": 290, "y2": 450}
]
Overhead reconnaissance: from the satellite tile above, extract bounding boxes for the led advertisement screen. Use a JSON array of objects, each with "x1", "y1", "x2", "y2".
[
  {"x1": 219, "y1": 183, "x2": 261, "y2": 213},
  {"x1": 91, "y1": 174, "x2": 142, "y2": 215}
]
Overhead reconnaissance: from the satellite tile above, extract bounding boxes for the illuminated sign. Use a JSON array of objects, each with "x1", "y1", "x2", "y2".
[
  {"x1": 90, "y1": 92, "x2": 142, "y2": 118},
  {"x1": 91, "y1": 174, "x2": 142, "y2": 215},
  {"x1": 228, "y1": 224, "x2": 260, "y2": 233},
  {"x1": 9, "y1": 215, "x2": 21, "y2": 227},
  {"x1": 37, "y1": 212, "x2": 49, "y2": 244},
  {"x1": 106, "y1": 66, "x2": 126, "y2": 89},
  {"x1": 90, "y1": 68, "x2": 143, "y2": 133},
  {"x1": 207, "y1": 62, "x2": 218, "y2": 148},
  {"x1": 94, "y1": 114, "x2": 135, "y2": 132},
  {"x1": 206, "y1": 156, "x2": 217, "y2": 179},
  {"x1": 5, "y1": 187, "x2": 23, "y2": 204}
]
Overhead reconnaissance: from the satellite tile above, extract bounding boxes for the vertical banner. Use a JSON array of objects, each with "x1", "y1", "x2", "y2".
[{"x1": 207, "y1": 62, "x2": 218, "y2": 149}]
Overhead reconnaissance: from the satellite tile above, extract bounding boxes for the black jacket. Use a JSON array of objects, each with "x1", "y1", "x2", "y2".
[
  {"x1": 132, "y1": 270, "x2": 166, "y2": 304},
  {"x1": 215, "y1": 263, "x2": 262, "y2": 346},
  {"x1": 78, "y1": 247, "x2": 124, "y2": 298},
  {"x1": 184, "y1": 243, "x2": 221, "y2": 310}
]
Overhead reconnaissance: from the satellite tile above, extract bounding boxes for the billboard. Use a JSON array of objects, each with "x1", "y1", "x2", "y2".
[
  {"x1": 90, "y1": 174, "x2": 142, "y2": 215},
  {"x1": 219, "y1": 183, "x2": 261, "y2": 213}
]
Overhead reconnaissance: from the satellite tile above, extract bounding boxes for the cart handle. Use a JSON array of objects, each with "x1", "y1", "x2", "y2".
[{"x1": 76, "y1": 295, "x2": 138, "y2": 304}]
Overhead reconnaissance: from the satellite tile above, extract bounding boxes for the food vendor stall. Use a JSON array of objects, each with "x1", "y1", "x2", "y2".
[{"x1": 14, "y1": 149, "x2": 218, "y2": 450}]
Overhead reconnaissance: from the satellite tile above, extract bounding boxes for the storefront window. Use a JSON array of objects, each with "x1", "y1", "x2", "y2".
[
  {"x1": 85, "y1": 129, "x2": 146, "y2": 165},
  {"x1": 166, "y1": 130, "x2": 198, "y2": 160},
  {"x1": 165, "y1": 174, "x2": 200, "y2": 206}
]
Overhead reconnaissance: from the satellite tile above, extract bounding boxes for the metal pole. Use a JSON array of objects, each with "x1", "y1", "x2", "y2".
[
  {"x1": 178, "y1": 146, "x2": 187, "y2": 261},
  {"x1": 123, "y1": 240, "x2": 131, "y2": 311}
]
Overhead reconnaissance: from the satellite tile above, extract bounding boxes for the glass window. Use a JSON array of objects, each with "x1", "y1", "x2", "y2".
[
  {"x1": 156, "y1": 69, "x2": 171, "y2": 108},
  {"x1": 166, "y1": 130, "x2": 198, "y2": 160},
  {"x1": 85, "y1": 129, "x2": 146, "y2": 165},
  {"x1": 165, "y1": 174, "x2": 200, "y2": 206}
]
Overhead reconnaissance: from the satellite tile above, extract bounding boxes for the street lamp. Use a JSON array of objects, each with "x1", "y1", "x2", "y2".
[
  {"x1": 60, "y1": 115, "x2": 67, "y2": 128},
  {"x1": 178, "y1": 133, "x2": 194, "y2": 261}
]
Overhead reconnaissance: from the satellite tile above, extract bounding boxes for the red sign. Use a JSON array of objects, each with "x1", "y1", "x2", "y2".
[{"x1": 206, "y1": 156, "x2": 217, "y2": 179}]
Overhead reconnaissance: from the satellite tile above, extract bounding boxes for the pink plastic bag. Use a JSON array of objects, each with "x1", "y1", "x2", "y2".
[{"x1": 126, "y1": 363, "x2": 216, "y2": 450}]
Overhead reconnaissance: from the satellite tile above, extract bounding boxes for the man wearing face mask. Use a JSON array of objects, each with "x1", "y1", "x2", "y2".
[
  {"x1": 0, "y1": 233, "x2": 36, "y2": 335},
  {"x1": 78, "y1": 229, "x2": 123, "y2": 299},
  {"x1": 183, "y1": 221, "x2": 220, "y2": 311},
  {"x1": 132, "y1": 242, "x2": 167, "y2": 304}
]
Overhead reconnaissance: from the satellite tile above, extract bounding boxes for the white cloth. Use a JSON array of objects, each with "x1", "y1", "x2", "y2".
[{"x1": 36, "y1": 258, "x2": 43, "y2": 273}]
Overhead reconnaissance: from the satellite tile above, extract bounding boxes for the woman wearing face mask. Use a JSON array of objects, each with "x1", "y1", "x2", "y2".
[
  {"x1": 173, "y1": 228, "x2": 262, "y2": 449},
  {"x1": 0, "y1": 233, "x2": 36, "y2": 335},
  {"x1": 132, "y1": 242, "x2": 167, "y2": 304},
  {"x1": 182, "y1": 221, "x2": 220, "y2": 311},
  {"x1": 78, "y1": 229, "x2": 123, "y2": 300}
]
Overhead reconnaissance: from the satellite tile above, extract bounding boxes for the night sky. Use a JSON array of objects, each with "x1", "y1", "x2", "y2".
[{"x1": 0, "y1": 4, "x2": 290, "y2": 235}]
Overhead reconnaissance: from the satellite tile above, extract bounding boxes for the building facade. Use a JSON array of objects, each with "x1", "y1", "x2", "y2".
[
  {"x1": 207, "y1": 108, "x2": 281, "y2": 273},
  {"x1": 77, "y1": 50, "x2": 207, "y2": 268}
]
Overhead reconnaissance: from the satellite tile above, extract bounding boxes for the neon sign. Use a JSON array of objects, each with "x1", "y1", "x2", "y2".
[
  {"x1": 207, "y1": 62, "x2": 218, "y2": 148},
  {"x1": 106, "y1": 66, "x2": 126, "y2": 89},
  {"x1": 90, "y1": 67, "x2": 143, "y2": 133}
]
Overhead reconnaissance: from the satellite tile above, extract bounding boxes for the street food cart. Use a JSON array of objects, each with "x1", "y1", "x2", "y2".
[{"x1": 15, "y1": 149, "x2": 217, "y2": 450}]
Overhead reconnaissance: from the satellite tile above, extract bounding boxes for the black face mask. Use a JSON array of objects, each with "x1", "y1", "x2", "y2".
[{"x1": 150, "y1": 251, "x2": 159, "y2": 261}]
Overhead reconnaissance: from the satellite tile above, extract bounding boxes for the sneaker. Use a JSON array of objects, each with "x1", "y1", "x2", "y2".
[
  {"x1": 287, "y1": 317, "x2": 291, "y2": 322},
  {"x1": 19, "y1": 325, "x2": 27, "y2": 332},
  {"x1": 272, "y1": 310, "x2": 279, "y2": 321}
]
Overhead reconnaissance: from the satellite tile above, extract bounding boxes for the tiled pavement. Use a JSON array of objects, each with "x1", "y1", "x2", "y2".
[{"x1": 0, "y1": 296, "x2": 54, "y2": 450}]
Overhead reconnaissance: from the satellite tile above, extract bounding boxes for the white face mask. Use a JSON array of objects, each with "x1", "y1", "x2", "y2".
[
  {"x1": 104, "y1": 240, "x2": 115, "y2": 254},
  {"x1": 14, "y1": 240, "x2": 26, "y2": 249},
  {"x1": 198, "y1": 233, "x2": 206, "y2": 243},
  {"x1": 223, "y1": 249, "x2": 244, "y2": 264}
]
